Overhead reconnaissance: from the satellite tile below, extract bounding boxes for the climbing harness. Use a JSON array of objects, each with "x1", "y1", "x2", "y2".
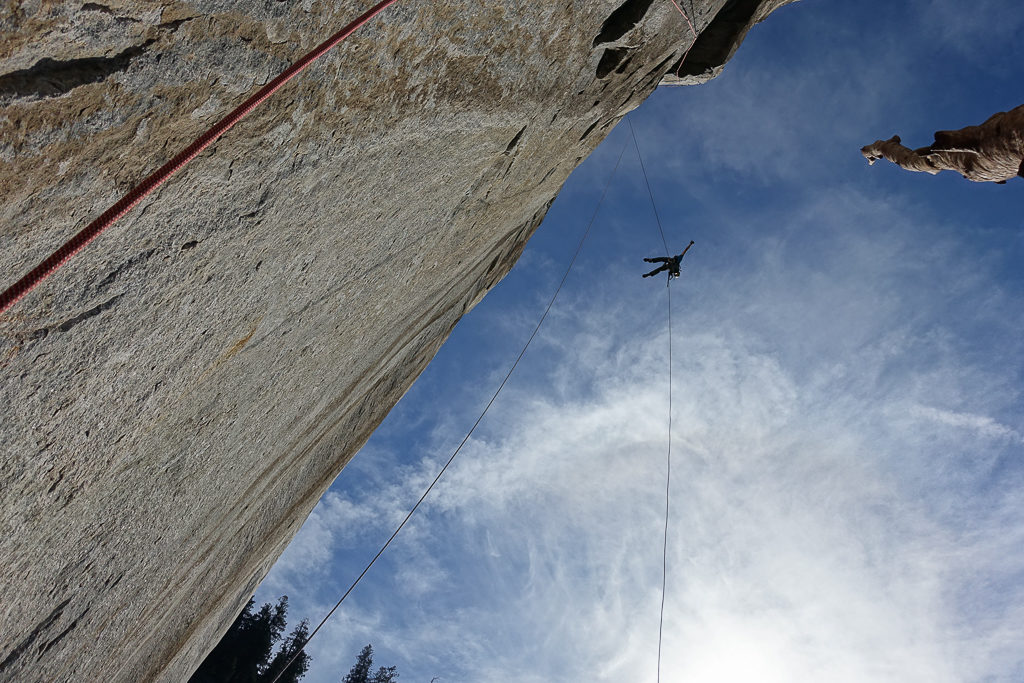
[
  {"x1": 0, "y1": 0, "x2": 402, "y2": 315},
  {"x1": 628, "y1": 115, "x2": 675, "y2": 683},
  {"x1": 267, "y1": 144, "x2": 630, "y2": 683}
]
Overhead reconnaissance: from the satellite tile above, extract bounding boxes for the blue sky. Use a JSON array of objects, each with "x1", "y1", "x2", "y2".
[{"x1": 254, "y1": 1, "x2": 1024, "y2": 681}]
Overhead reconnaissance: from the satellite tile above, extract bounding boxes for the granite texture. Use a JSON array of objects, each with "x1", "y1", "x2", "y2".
[
  {"x1": 861, "y1": 103, "x2": 1024, "y2": 183},
  {"x1": 0, "y1": 1, "x2": 796, "y2": 680}
]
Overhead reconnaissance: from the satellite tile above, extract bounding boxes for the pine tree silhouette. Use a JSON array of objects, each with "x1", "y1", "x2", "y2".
[{"x1": 188, "y1": 596, "x2": 310, "y2": 683}]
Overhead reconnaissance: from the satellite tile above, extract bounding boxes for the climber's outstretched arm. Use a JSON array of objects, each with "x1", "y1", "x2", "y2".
[{"x1": 678, "y1": 240, "x2": 695, "y2": 261}]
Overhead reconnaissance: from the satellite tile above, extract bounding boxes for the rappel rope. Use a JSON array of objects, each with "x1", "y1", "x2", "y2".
[
  {"x1": 658, "y1": 277, "x2": 673, "y2": 683},
  {"x1": 0, "y1": 0, "x2": 402, "y2": 315},
  {"x1": 267, "y1": 143, "x2": 629, "y2": 683},
  {"x1": 668, "y1": 0, "x2": 700, "y2": 77},
  {"x1": 627, "y1": 116, "x2": 674, "y2": 683},
  {"x1": 628, "y1": 120, "x2": 670, "y2": 255}
]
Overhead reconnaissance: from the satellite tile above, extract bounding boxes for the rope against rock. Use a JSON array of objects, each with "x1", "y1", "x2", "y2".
[
  {"x1": 0, "y1": 0, "x2": 402, "y2": 315},
  {"x1": 667, "y1": 0, "x2": 700, "y2": 77},
  {"x1": 267, "y1": 143, "x2": 630, "y2": 683}
]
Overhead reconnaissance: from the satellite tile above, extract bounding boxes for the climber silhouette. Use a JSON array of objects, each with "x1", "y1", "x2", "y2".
[{"x1": 643, "y1": 241, "x2": 694, "y2": 280}]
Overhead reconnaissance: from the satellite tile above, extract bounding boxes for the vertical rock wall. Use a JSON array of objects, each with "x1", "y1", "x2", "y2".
[{"x1": 0, "y1": 1, "x2": 795, "y2": 680}]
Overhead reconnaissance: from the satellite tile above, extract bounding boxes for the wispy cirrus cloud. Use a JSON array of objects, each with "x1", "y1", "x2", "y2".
[
  {"x1": 911, "y1": 0, "x2": 1024, "y2": 62},
  {"x1": 908, "y1": 404, "x2": 1024, "y2": 444}
]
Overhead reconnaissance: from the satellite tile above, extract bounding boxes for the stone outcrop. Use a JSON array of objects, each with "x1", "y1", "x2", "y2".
[
  {"x1": 0, "y1": 1, "x2": 795, "y2": 681},
  {"x1": 861, "y1": 104, "x2": 1024, "y2": 183},
  {"x1": 661, "y1": 0, "x2": 789, "y2": 85}
]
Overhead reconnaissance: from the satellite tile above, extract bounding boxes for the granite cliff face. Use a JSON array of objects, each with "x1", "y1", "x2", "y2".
[{"x1": 0, "y1": 1, "x2": 794, "y2": 680}]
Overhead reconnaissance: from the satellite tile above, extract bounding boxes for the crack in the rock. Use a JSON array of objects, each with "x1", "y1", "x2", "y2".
[
  {"x1": 579, "y1": 118, "x2": 601, "y2": 142},
  {"x1": 596, "y1": 47, "x2": 631, "y2": 79},
  {"x1": 38, "y1": 607, "x2": 88, "y2": 656},
  {"x1": 54, "y1": 294, "x2": 124, "y2": 334},
  {"x1": 93, "y1": 248, "x2": 158, "y2": 293},
  {"x1": 158, "y1": 17, "x2": 194, "y2": 32},
  {"x1": 81, "y1": 3, "x2": 115, "y2": 14},
  {"x1": 0, "y1": 39, "x2": 155, "y2": 102},
  {"x1": 81, "y1": 2, "x2": 140, "y2": 24},
  {"x1": 593, "y1": 0, "x2": 656, "y2": 47},
  {"x1": 0, "y1": 598, "x2": 71, "y2": 673},
  {"x1": 503, "y1": 125, "x2": 527, "y2": 155},
  {"x1": 669, "y1": 0, "x2": 763, "y2": 78},
  {"x1": 644, "y1": 53, "x2": 678, "y2": 83}
]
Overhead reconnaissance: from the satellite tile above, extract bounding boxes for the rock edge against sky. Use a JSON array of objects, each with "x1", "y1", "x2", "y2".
[{"x1": 0, "y1": 1, "x2": 793, "y2": 681}]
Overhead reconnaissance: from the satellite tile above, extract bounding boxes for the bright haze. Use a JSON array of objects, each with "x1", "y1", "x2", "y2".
[{"x1": 255, "y1": 1, "x2": 1024, "y2": 681}]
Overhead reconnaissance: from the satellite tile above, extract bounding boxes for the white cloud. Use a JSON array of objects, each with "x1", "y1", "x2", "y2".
[
  {"x1": 631, "y1": 25, "x2": 916, "y2": 187},
  {"x1": 911, "y1": 0, "x2": 1024, "y2": 63},
  {"x1": 907, "y1": 404, "x2": 1024, "y2": 444}
]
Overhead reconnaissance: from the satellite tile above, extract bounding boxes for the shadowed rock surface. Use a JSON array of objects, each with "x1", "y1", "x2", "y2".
[
  {"x1": 0, "y1": 1, "x2": 794, "y2": 681},
  {"x1": 861, "y1": 104, "x2": 1024, "y2": 183}
]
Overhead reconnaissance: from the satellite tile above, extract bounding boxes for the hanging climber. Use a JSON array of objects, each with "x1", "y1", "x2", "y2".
[{"x1": 643, "y1": 241, "x2": 694, "y2": 280}]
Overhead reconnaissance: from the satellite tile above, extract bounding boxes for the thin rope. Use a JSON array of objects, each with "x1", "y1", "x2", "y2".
[
  {"x1": 627, "y1": 117, "x2": 669, "y2": 255},
  {"x1": 268, "y1": 142, "x2": 630, "y2": 683},
  {"x1": 0, "y1": 0, "x2": 402, "y2": 316},
  {"x1": 667, "y1": 0, "x2": 699, "y2": 78},
  {"x1": 630, "y1": 114, "x2": 674, "y2": 683},
  {"x1": 657, "y1": 284, "x2": 672, "y2": 683}
]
